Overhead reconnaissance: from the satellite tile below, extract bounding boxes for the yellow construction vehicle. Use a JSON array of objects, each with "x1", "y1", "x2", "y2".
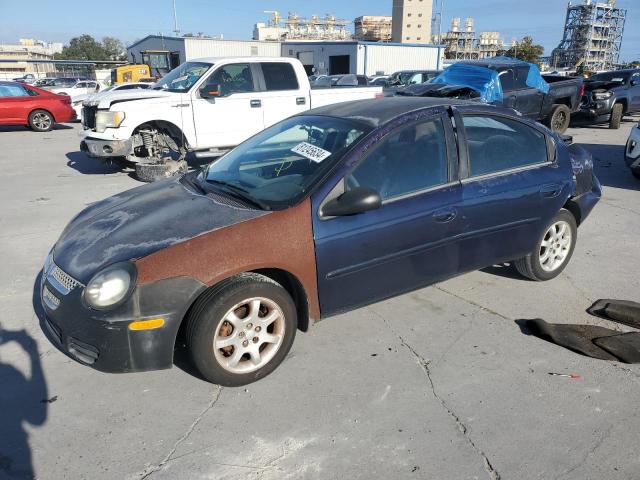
[{"x1": 110, "y1": 64, "x2": 152, "y2": 85}]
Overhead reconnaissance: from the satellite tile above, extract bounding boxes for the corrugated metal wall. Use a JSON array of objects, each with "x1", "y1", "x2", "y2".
[
  {"x1": 282, "y1": 43, "x2": 359, "y2": 76},
  {"x1": 361, "y1": 44, "x2": 444, "y2": 76},
  {"x1": 127, "y1": 37, "x2": 186, "y2": 64},
  {"x1": 185, "y1": 39, "x2": 281, "y2": 60}
]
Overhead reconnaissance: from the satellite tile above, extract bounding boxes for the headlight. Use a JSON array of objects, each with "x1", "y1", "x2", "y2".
[
  {"x1": 95, "y1": 111, "x2": 126, "y2": 132},
  {"x1": 84, "y1": 263, "x2": 136, "y2": 309},
  {"x1": 593, "y1": 91, "x2": 613, "y2": 100}
]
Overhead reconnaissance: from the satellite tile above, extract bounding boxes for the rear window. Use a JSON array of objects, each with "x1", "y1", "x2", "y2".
[{"x1": 261, "y1": 63, "x2": 299, "y2": 91}]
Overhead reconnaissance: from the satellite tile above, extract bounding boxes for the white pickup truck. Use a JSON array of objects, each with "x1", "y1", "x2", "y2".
[{"x1": 80, "y1": 57, "x2": 383, "y2": 180}]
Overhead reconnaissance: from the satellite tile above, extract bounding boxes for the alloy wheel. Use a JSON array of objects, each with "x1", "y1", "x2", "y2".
[
  {"x1": 33, "y1": 112, "x2": 52, "y2": 130},
  {"x1": 539, "y1": 221, "x2": 572, "y2": 272}
]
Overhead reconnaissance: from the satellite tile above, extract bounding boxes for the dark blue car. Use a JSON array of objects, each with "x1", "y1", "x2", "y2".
[{"x1": 40, "y1": 97, "x2": 601, "y2": 386}]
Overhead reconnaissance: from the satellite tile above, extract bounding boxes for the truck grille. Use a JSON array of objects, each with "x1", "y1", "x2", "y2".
[{"x1": 82, "y1": 105, "x2": 97, "y2": 129}]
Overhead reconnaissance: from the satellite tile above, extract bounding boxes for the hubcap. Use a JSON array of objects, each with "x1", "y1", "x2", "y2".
[
  {"x1": 553, "y1": 112, "x2": 566, "y2": 131},
  {"x1": 213, "y1": 297, "x2": 285, "y2": 374},
  {"x1": 539, "y1": 221, "x2": 572, "y2": 272},
  {"x1": 33, "y1": 112, "x2": 51, "y2": 130}
]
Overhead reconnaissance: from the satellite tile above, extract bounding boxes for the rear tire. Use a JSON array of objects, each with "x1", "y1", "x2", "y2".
[
  {"x1": 28, "y1": 109, "x2": 54, "y2": 132},
  {"x1": 514, "y1": 209, "x2": 577, "y2": 281},
  {"x1": 547, "y1": 104, "x2": 571, "y2": 134},
  {"x1": 609, "y1": 103, "x2": 623, "y2": 129},
  {"x1": 185, "y1": 273, "x2": 297, "y2": 386},
  {"x1": 135, "y1": 159, "x2": 187, "y2": 182}
]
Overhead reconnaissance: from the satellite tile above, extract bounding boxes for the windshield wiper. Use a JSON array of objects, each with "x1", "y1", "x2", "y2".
[{"x1": 206, "y1": 179, "x2": 271, "y2": 211}]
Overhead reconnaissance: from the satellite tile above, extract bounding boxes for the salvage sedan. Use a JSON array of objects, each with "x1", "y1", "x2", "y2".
[{"x1": 39, "y1": 98, "x2": 601, "y2": 386}]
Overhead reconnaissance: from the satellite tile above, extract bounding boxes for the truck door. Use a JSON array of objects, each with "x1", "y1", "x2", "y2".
[
  {"x1": 630, "y1": 72, "x2": 640, "y2": 111},
  {"x1": 257, "y1": 62, "x2": 309, "y2": 130},
  {"x1": 190, "y1": 63, "x2": 264, "y2": 149},
  {"x1": 500, "y1": 67, "x2": 544, "y2": 118}
]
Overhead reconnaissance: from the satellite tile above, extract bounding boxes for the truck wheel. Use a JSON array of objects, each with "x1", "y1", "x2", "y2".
[
  {"x1": 547, "y1": 104, "x2": 571, "y2": 134},
  {"x1": 29, "y1": 110, "x2": 54, "y2": 132},
  {"x1": 609, "y1": 103, "x2": 623, "y2": 129},
  {"x1": 514, "y1": 209, "x2": 577, "y2": 282},
  {"x1": 185, "y1": 273, "x2": 297, "y2": 386},
  {"x1": 134, "y1": 159, "x2": 187, "y2": 183}
]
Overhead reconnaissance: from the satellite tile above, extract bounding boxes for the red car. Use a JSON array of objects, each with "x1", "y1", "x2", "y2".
[{"x1": 0, "y1": 81, "x2": 76, "y2": 132}]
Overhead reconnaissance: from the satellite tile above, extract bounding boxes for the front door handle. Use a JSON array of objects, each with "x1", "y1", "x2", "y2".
[
  {"x1": 433, "y1": 208, "x2": 457, "y2": 223},
  {"x1": 250, "y1": 99, "x2": 262, "y2": 108},
  {"x1": 296, "y1": 97, "x2": 307, "y2": 105},
  {"x1": 540, "y1": 184, "x2": 563, "y2": 198}
]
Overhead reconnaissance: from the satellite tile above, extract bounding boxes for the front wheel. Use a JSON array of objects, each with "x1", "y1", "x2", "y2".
[
  {"x1": 514, "y1": 209, "x2": 577, "y2": 281},
  {"x1": 185, "y1": 273, "x2": 297, "y2": 386},
  {"x1": 609, "y1": 103, "x2": 623, "y2": 129}
]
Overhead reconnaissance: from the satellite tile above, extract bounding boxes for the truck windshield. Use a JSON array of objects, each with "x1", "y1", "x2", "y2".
[
  {"x1": 201, "y1": 115, "x2": 371, "y2": 209},
  {"x1": 153, "y1": 62, "x2": 211, "y2": 92}
]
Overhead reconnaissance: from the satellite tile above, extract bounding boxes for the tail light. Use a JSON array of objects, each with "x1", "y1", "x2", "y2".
[
  {"x1": 579, "y1": 83, "x2": 585, "y2": 98},
  {"x1": 60, "y1": 95, "x2": 71, "y2": 105}
]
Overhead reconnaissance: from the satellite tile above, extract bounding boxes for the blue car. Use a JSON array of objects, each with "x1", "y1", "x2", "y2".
[{"x1": 40, "y1": 97, "x2": 601, "y2": 385}]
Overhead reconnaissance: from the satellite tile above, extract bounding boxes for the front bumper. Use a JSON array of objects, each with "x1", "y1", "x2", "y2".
[
  {"x1": 80, "y1": 137, "x2": 133, "y2": 158},
  {"x1": 39, "y1": 263, "x2": 207, "y2": 373},
  {"x1": 625, "y1": 130, "x2": 640, "y2": 172}
]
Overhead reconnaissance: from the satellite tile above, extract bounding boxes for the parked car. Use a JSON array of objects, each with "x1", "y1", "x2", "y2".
[
  {"x1": 399, "y1": 57, "x2": 584, "y2": 134},
  {"x1": 369, "y1": 75, "x2": 390, "y2": 86},
  {"x1": 50, "y1": 80, "x2": 103, "y2": 97},
  {"x1": 40, "y1": 97, "x2": 601, "y2": 385},
  {"x1": 0, "y1": 81, "x2": 75, "y2": 131},
  {"x1": 313, "y1": 74, "x2": 370, "y2": 87},
  {"x1": 71, "y1": 82, "x2": 152, "y2": 120},
  {"x1": 33, "y1": 78, "x2": 56, "y2": 88},
  {"x1": 386, "y1": 69, "x2": 441, "y2": 89},
  {"x1": 625, "y1": 122, "x2": 640, "y2": 179},
  {"x1": 12, "y1": 73, "x2": 37, "y2": 84},
  {"x1": 79, "y1": 57, "x2": 383, "y2": 180},
  {"x1": 575, "y1": 69, "x2": 640, "y2": 129}
]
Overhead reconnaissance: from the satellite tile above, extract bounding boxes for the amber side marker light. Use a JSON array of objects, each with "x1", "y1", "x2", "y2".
[{"x1": 128, "y1": 318, "x2": 165, "y2": 331}]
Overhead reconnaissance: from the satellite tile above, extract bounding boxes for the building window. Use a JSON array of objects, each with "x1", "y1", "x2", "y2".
[{"x1": 407, "y1": 24, "x2": 411, "y2": 28}]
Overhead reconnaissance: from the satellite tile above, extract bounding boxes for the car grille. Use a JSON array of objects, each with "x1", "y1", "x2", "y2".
[
  {"x1": 82, "y1": 105, "x2": 97, "y2": 129},
  {"x1": 45, "y1": 317, "x2": 62, "y2": 345},
  {"x1": 47, "y1": 262, "x2": 83, "y2": 295},
  {"x1": 42, "y1": 285, "x2": 61, "y2": 310}
]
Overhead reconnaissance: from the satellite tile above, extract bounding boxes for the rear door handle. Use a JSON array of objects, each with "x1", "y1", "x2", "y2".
[
  {"x1": 433, "y1": 208, "x2": 457, "y2": 223},
  {"x1": 540, "y1": 184, "x2": 563, "y2": 198},
  {"x1": 296, "y1": 97, "x2": 307, "y2": 105},
  {"x1": 250, "y1": 99, "x2": 262, "y2": 108}
]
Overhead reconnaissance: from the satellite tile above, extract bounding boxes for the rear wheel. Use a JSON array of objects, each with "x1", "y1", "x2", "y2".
[
  {"x1": 514, "y1": 209, "x2": 577, "y2": 281},
  {"x1": 609, "y1": 103, "x2": 624, "y2": 129},
  {"x1": 28, "y1": 110, "x2": 54, "y2": 132},
  {"x1": 547, "y1": 104, "x2": 571, "y2": 134},
  {"x1": 185, "y1": 273, "x2": 297, "y2": 386}
]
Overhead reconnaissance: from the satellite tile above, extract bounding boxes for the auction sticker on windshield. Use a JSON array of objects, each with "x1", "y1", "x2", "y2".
[{"x1": 291, "y1": 142, "x2": 332, "y2": 163}]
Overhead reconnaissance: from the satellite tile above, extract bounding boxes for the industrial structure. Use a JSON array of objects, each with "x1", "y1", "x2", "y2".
[
  {"x1": 391, "y1": 0, "x2": 434, "y2": 44},
  {"x1": 254, "y1": 11, "x2": 350, "y2": 42},
  {"x1": 440, "y1": 18, "x2": 504, "y2": 60},
  {"x1": 0, "y1": 39, "x2": 63, "y2": 79},
  {"x1": 354, "y1": 16, "x2": 393, "y2": 42},
  {"x1": 551, "y1": 0, "x2": 627, "y2": 71}
]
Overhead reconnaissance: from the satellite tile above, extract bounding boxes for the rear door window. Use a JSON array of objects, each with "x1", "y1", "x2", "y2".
[
  {"x1": 0, "y1": 84, "x2": 29, "y2": 97},
  {"x1": 261, "y1": 62, "x2": 299, "y2": 91},
  {"x1": 462, "y1": 115, "x2": 549, "y2": 177}
]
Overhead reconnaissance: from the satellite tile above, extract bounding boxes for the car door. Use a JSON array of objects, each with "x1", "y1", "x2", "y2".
[
  {"x1": 453, "y1": 107, "x2": 570, "y2": 272},
  {"x1": 258, "y1": 62, "x2": 309, "y2": 129},
  {"x1": 312, "y1": 110, "x2": 463, "y2": 316},
  {"x1": 190, "y1": 62, "x2": 264, "y2": 149},
  {"x1": 630, "y1": 72, "x2": 640, "y2": 111},
  {"x1": 0, "y1": 83, "x2": 31, "y2": 123},
  {"x1": 500, "y1": 67, "x2": 543, "y2": 118}
]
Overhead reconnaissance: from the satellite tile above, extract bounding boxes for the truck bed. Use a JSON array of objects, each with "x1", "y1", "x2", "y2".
[{"x1": 310, "y1": 86, "x2": 383, "y2": 109}]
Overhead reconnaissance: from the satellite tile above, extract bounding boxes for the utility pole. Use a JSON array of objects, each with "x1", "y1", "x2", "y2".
[{"x1": 172, "y1": 0, "x2": 180, "y2": 36}]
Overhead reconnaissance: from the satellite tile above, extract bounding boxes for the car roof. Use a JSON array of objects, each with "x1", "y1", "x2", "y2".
[{"x1": 303, "y1": 97, "x2": 484, "y2": 127}]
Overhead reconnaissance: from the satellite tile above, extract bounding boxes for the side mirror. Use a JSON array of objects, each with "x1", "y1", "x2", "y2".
[
  {"x1": 322, "y1": 187, "x2": 382, "y2": 217},
  {"x1": 200, "y1": 83, "x2": 222, "y2": 99}
]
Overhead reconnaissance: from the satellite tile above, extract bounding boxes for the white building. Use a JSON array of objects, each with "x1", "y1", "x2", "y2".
[
  {"x1": 0, "y1": 39, "x2": 63, "y2": 79},
  {"x1": 392, "y1": 0, "x2": 434, "y2": 44},
  {"x1": 282, "y1": 41, "x2": 444, "y2": 76}
]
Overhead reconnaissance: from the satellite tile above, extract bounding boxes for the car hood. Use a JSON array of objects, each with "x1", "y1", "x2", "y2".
[
  {"x1": 52, "y1": 176, "x2": 269, "y2": 283},
  {"x1": 92, "y1": 89, "x2": 175, "y2": 109},
  {"x1": 584, "y1": 80, "x2": 624, "y2": 92}
]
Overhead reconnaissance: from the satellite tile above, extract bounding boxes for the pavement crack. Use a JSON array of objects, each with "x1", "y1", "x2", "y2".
[
  {"x1": 433, "y1": 285, "x2": 511, "y2": 321},
  {"x1": 554, "y1": 425, "x2": 613, "y2": 480},
  {"x1": 371, "y1": 309, "x2": 501, "y2": 480},
  {"x1": 137, "y1": 385, "x2": 223, "y2": 479}
]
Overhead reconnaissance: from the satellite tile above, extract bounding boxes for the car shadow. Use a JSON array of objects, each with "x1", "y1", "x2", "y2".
[
  {"x1": 65, "y1": 151, "x2": 131, "y2": 175},
  {"x1": 481, "y1": 263, "x2": 525, "y2": 280},
  {"x1": 0, "y1": 273, "x2": 49, "y2": 479},
  {"x1": 575, "y1": 142, "x2": 640, "y2": 191},
  {"x1": 0, "y1": 124, "x2": 73, "y2": 133}
]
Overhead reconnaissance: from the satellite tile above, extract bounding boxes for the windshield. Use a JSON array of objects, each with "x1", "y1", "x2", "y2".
[
  {"x1": 153, "y1": 61, "x2": 211, "y2": 92},
  {"x1": 52, "y1": 78, "x2": 77, "y2": 87},
  {"x1": 201, "y1": 115, "x2": 371, "y2": 209},
  {"x1": 588, "y1": 71, "x2": 631, "y2": 83}
]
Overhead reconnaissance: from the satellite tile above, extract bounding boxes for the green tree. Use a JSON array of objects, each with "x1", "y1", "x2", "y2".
[
  {"x1": 502, "y1": 36, "x2": 545, "y2": 65},
  {"x1": 54, "y1": 34, "x2": 108, "y2": 60},
  {"x1": 102, "y1": 37, "x2": 127, "y2": 61}
]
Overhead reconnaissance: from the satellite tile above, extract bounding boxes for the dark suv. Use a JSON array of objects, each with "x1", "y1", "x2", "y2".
[{"x1": 576, "y1": 69, "x2": 640, "y2": 129}]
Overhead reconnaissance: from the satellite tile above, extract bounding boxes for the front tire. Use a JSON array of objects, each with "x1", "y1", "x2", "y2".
[
  {"x1": 185, "y1": 273, "x2": 297, "y2": 386},
  {"x1": 29, "y1": 109, "x2": 54, "y2": 132},
  {"x1": 547, "y1": 104, "x2": 571, "y2": 134},
  {"x1": 609, "y1": 103, "x2": 623, "y2": 129},
  {"x1": 514, "y1": 209, "x2": 577, "y2": 281},
  {"x1": 135, "y1": 159, "x2": 187, "y2": 183}
]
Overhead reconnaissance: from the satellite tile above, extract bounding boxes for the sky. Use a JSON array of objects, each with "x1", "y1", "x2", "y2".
[{"x1": 1, "y1": 0, "x2": 639, "y2": 60}]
